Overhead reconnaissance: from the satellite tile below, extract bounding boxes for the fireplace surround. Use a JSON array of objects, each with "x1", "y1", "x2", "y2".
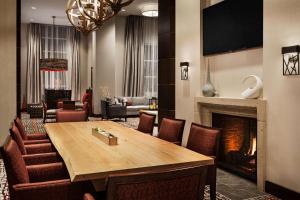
[{"x1": 194, "y1": 97, "x2": 266, "y2": 192}]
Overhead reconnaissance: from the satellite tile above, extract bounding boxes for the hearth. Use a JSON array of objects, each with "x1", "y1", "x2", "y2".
[{"x1": 212, "y1": 113, "x2": 257, "y2": 181}]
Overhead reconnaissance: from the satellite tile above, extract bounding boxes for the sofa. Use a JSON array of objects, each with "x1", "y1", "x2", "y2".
[{"x1": 116, "y1": 97, "x2": 149, "y2": 117}]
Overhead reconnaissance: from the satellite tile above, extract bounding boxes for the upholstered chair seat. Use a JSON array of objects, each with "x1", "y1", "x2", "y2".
[
  {"x1": 14, "y1": 118, "x2": 48, "y2": 144},
  {"x1": 2, "y1": 139, "x2": 94, "y2": 200},
  {"x1": 157, "y1": 118, "x2": 186, "y2": 145},
  {"x1": 186, "y1": 123, "x2": 221, "y2": 200},
  {"x1": 137, "y1": 113, "x2": 156, "y2": 134}
]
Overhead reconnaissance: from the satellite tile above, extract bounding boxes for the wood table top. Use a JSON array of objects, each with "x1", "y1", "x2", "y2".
[{"x1": 45, "y1": 121, "x2": 214, "y2": 182}]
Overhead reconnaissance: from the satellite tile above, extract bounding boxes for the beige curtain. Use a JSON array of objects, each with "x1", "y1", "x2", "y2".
[
  {"x1": 26, "y1": 23, "x2": 81, "y2": 103},
  {"x1": 123, "y1": 16, "x2": 158, "y2": 97},
  {"x1": 26, "y1": 23, "x2": 42, "y2": 104}
]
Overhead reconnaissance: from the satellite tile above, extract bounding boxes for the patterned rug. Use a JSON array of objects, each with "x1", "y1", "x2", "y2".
[{"x1": 0, "y1": 114, "x2": 279, "y2": 200}]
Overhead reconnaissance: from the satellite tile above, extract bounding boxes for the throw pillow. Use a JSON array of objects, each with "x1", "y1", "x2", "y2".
[{"x1": 126, "y1": 99, "x2": 133, "y2": 106}]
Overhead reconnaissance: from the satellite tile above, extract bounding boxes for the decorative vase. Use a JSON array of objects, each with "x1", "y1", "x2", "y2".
[
  {"x1": 241, "y1": 75, "x2": 263, "y2": 99},
  {"x1": 202, "y1": 62, "x2": 216, "y2": 97}
]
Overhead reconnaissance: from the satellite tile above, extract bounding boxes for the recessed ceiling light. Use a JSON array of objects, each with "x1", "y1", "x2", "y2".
[
  {"x1": 121, "y1": 8, "x2": 126, "y2": 12},
  {"x1": 141, "y1": 4, "x2": 158, "y2": 17},
  {"x1": 142, "y1": 10, "x2": 158, "y2": 17},
  {"x1": 31, "y1": 6, "x2": 37, "y2": 10}
]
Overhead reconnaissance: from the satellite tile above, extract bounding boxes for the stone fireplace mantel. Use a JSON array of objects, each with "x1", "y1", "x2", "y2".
[{"x1": 194, "y1": 96, "x2": 267, "y2": 192}]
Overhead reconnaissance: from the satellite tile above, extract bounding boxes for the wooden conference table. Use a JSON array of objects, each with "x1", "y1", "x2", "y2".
[{"x1": 45, "y1": 121, "x2": 214, "y2": 191}]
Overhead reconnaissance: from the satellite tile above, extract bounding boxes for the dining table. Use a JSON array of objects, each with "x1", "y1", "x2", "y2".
[{"x1": 44, "y1": 121, "x2": 214, "y2": 191}]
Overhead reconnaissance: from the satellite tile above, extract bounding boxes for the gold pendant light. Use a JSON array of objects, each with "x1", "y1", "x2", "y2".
[{"x1": 66, "y1": 0, "x2": 134, "y2": 34}]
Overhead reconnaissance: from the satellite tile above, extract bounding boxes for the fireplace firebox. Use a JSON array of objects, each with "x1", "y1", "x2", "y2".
[{"x1": 212, "y1": 113, "x2": 257, "y2": 181}]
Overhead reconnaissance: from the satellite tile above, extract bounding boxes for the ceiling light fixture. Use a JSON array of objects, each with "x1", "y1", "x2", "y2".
[
  {"x1": 141, "y1": 4, "x2": 158, "y2": 17},
  {"x1": 31, "y1": 6, "x2": 37, "y2": 10},
  {"x1": 66, "y1": 0, "x2": 134, "y2": 34}
]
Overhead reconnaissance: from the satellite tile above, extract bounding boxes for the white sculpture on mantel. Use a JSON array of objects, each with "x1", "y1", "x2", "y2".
[{"x1": 241, "y1": 75, "x2": 263, "y2": 99}]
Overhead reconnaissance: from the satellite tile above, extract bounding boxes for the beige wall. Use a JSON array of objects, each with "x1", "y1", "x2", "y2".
[
  {"x1": 0, "y1": 0, "x2": 16, "y2": 145},
  {"x1": 95, "y1": 19, "x2": 116, "y2": 114},
  {"x1": 92, "y1": 17, "x2": 126, "y2": 114},
  {"x1": 175, "y1": 0, "x2": 202, "y2": 146},
  {"x1": 264, "y1": 0, "x2": 300, "y2": 192},
  {"x1": 207, "y1": 49, "x2": 263, "y2": 98}
]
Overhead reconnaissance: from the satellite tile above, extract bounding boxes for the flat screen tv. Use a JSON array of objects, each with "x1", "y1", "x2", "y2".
[{"x1": 203, "y1": 0, "x2": 263, "y2": 56}]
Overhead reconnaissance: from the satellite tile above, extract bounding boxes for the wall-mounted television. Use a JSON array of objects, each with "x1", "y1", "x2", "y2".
[{"x1": 203, "y1": 0, "x2": 263, "y2": 56}]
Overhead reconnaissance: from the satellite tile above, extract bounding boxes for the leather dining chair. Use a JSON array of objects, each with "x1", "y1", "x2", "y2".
[
  {"x1": 105, "y1": 166, "x2": 207, "y2": 200},
  {"x1": 137, "y1": 112, "x2": 156, "y2": 134},
  {"x1": 158, "y1": 118, "x2": 186, "y2": 145},
  {"x1": 10, "y1": 124, "x2": 56, "y2": 156},
  {"x1": 186, "y1": 123, "x2": 221, "y2": 200},
  {"x1": 1, "y1": 139, "x2": 93, "y2": 200},
  {"x1": 14, "y1": 118, "x2": 49, "y2": 144},
  {"x1": 56, "y1": 102, "x2": 89, "y2": 123}
]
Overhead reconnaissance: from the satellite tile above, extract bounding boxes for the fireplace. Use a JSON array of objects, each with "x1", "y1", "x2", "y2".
[{"x1": 212, "y1": 113, "x2": 257, "y2": 181}]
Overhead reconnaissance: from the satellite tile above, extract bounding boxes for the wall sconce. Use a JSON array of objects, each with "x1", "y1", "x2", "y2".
[
  {"x1": 180, "y1": 62, "x2": 189, "y2": 80},
  {"x1": 282, "y1": 45, "x2": 300, "y2": 75}
]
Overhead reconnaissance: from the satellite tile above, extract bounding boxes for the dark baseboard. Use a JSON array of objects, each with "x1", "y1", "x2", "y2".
[{"x1": 265, "y1": 181, "x2": 300, "y2": 200}]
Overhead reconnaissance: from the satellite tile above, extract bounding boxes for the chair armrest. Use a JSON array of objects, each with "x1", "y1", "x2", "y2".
[
  {"x1": 27, "y1": 134, "x2": 48, "y2": 140},
  {"x1": 27, "y1": 162, "x2": 68, "y2": 182},
  {"x1": 24, "y1": 139, "x2": 50, "y2": 145},
  {"x1": 25, "y1": 143, "x2": 56, "y2": 154},
  {"x1": 23, "y1": 152, "x2": 61, "y2": 165},
  {"x1": 12, "y1": 179, "x2": 71, "y2": 200}
]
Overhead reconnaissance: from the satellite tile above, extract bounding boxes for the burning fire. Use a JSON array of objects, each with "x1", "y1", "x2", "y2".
[{"x1": 249, "y1": 137, "x2": 257, "y2": 156}]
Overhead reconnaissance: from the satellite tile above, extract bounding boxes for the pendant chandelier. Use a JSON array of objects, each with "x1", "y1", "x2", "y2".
[{"x1": 66, "y1": 0, "x2": 134, "y2": 34}]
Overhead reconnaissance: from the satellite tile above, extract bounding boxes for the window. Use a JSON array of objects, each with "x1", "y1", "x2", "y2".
[
  {"x1": 143, "y1": 43, "x2": 158, "y2": 98},
  {"x1": 40, "y1": 25, "x2": 69, "y2": 90}
]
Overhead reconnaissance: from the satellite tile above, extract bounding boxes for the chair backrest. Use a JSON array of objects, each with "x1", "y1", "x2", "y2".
[
  {"x1": 106, "y1": 166, "x2": 207, "y2": 200},
  {"x1": 63, "y1": 100, "x2": 76, "y2": 110},
  {"x1": 1, "y1": 138, "x2": 30, "y2": 187},
  {"x1": 14, "y1": 117, "x2": 28, "y2": 140},
  {"x1": 137, "y1": 113, "x2": 156, "y2": 134},
  {"x1": 187, "y1": 123, "x2": 221, "y2": 158},
  {"x1": 158, "y1": 118, "x2": 186, "y2": 145},
  {"x1": 56, "y1": 110, "x2": 87, "y2": 122},
  {"x1": 10, "y1": 124, "x2": 27, "y2": 155}
]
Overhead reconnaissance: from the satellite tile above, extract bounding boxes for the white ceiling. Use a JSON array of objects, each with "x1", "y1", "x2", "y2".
[{"x1": 21, "y1": 0, "x2": 158, "y2": 25}]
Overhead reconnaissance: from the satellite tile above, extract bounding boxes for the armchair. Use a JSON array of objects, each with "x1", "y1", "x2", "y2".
[
  {"x1": 101, "y1": 100, "x2": 127, "y2": 121},
  {"x1": 2, "y1": 139, "x2": 93, "y2": 200},
  {"x1": 186, "y1": 123, "x2": 221, "y2": 200},
  {"x1": 10, "y1": 125, "x2": 56, "y2": 156}
]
